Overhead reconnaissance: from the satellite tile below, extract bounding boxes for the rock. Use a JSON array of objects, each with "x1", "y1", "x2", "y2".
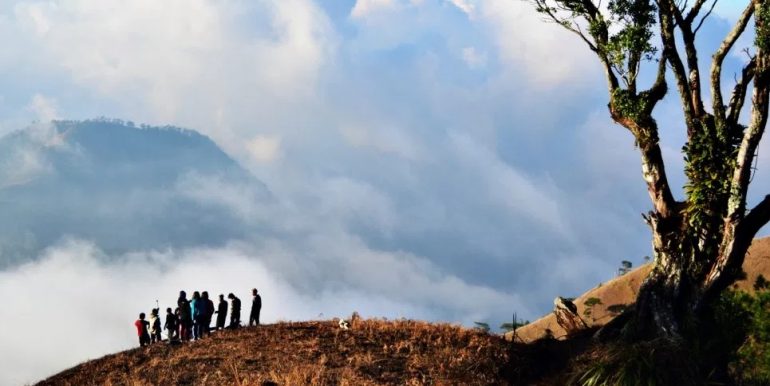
[{"x1": 553, "y1": 297, "x2": 588, "y2": 336}]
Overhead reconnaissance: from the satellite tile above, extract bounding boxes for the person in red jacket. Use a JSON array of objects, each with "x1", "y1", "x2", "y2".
[{"x1": 134, "y1": 313, "x2": 150, "y2": 347}]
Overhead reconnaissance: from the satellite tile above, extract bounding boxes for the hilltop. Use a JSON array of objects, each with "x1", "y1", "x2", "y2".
[{"x1": 36, "y1": 319, "x2": 514, "y2": 386}]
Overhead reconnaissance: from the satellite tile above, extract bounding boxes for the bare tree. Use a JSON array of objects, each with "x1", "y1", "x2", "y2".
[{"x1": 529, "y1": 0, "x2": 770, "y2": 339}]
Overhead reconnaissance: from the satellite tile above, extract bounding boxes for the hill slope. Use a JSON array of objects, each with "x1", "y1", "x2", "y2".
[
  {"x1": 36, "y1": 320, "x2": 511, "y2": 386},
  {"x1": 0, "y1": 119, "x2": 269, "y2": 266},
  {"x1": 513, "y1": 237, "x2": 770, "y2": 342}
]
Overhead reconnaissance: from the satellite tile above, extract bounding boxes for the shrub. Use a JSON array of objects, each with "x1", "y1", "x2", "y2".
[{"x1": 718, "y1": 288, "x2": 770, "y2": 385}]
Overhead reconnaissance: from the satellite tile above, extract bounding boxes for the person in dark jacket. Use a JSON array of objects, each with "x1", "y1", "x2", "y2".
[
  {"x1": 191, "y1": 291, "x2": 202, "y2": 340},
  {"x1": 134, "y1": 313, "x2": 150, "y2": 347},
  {"x1": 149, "y1": 308, "x2": 162, "y2": 343},
  {"x1": 249, "y1": 288, "x2": 262, "y2": 326},
  {"x1": 215, "y1": 294, "x2": 228, "y2": 330},
  {"x1": 164, "y1": 307, "x2": 178, "y2": 342},
  {"x1": 227, "y1": 293, "x2": 241, "y2": 328},
  {"x1": 201, "y1": 291, "x2": 215, "y2": 337},
  {"x1": 177, "y1": 291, "x2": 192, "y2": 341}
]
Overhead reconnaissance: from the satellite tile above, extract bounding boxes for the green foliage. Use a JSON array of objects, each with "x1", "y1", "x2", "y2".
[
  {"x1": 754, "y1": 274, "x2": 769, "y2": 291},
  {"x1": 716, "y1": 289, "x2": 770, "y2": 385},
  {"x1": 573, "y1": 340, "x2": 701, "y2": 386},
  {"x1": 682, "y1": 117, "x2": 742, "y2": 256},
  {"x1": 500, "y1": 320, "x2": 530, "y2": 332},
  {"x1": 618, "y1": 260, "x2": 634, "y2": 275},
  {"x1": 583, "y1": 297, "x2": 603, "y2": 318},
  {"x1": 757, "y1": 2, "x2": 770, "y2": 51},
  {"x1": 603, "y1": 0, "x2": 658, "y2": 71},
  {"x1": 533, "y1": 0, "x2": 657, "y2": 82},
  {"x1": 473, "y1": 321, "x2": 490, "y2": 333},
  {"x1": 611, "y1": 88, "x2": 651, "y2": 122}
]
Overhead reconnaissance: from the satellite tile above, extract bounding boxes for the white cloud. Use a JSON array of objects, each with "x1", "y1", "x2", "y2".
[
  {"x1": 175, "y1": 172, "x2": 270, "y2": 222},
  {"x1": 339, "y1": 123, "x2": 423, "y2": 161},
  {"x1": 9, "y1": 0, "x2": 336, "y2": 159},
  {"x1": 479, "y1": 0, "x2": 597, "y2": 86},
  {"x1": 246, "y1": 135, "x2": 282, "y2": 163},
  {"x1": 448, "y1": 0, "x2": 475, "y2": 16},
  {"x1": 449, "y1": 132, "x2": 570, "y2": 236},
  {"x1": 350, "y1": 0, "x2": 398, "y2": 19},
  {"x1": 27, "y1": 93, "x2": 59, "y2": 122},
  {"x1": 462, "y1": 46, "x2": 486, "y2": 69}
]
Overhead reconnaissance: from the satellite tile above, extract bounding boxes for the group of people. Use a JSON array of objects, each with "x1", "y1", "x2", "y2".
[{"x1": 134, "y1": 288, "x2": 262, "y2": 347}]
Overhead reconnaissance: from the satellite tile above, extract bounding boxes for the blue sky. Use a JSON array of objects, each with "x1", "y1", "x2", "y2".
[{"x1": 0, "y1": 0, "x2": 766, "y2": 383}]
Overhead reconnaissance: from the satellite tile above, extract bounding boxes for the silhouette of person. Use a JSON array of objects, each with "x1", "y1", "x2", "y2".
[
  {"x1": 164, "y1": 307, "x2": 178, "y2": 342},
  {"x1": 215, "y1": 294, "x2": 228, "y2": 330},
  {"x1": 135, "y1": 313, "x2": 151, "y2": 347},
  {"x1": 227, "y1": 293, "x2": 241, "y2": 328},
  {"x1": 201, "y1": 291, "x2": 215, "y2": 337},
  {"x1": 177, "y1": 291, "x2": 192, "y2": 341},
  {"x1": 249, "y1": 288, "x2": 262, "y2": 326},
  {"x1": 149, "y1": 308, "x2": 162, "y2": 343},
  {"x1": 191, "y1": 291, "x2": 202, "y2": 340}
]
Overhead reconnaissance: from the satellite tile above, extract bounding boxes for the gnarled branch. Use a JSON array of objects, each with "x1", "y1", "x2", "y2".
[{"x1": 711, "y1": 3, "x2": 754, "y2": 128}]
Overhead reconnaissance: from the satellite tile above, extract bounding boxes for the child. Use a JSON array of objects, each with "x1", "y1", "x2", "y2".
[
  {"x1": 134, "y1": 313, "x2": 150, "y2": 347},
  {"x1": 149, "y1": 308, "x2": 162, "y2": 343},
  {"x1": 164, "y1": 307, "x2": 178, "y2": 342}
]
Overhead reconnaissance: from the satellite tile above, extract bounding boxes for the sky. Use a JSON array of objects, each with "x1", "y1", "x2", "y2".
[{"x1": 0, "y1": 0, "x2": 766, "y2": 384}]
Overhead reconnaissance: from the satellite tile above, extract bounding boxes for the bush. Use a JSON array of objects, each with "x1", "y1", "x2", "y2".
[{"x1": 717, "y1": 288, "x2": 770, "y2": 385}]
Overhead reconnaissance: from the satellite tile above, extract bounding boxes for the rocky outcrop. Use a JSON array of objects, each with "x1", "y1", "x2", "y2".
[{"x1": 553, "y1": 297, "x2": 588, "y2": 336}]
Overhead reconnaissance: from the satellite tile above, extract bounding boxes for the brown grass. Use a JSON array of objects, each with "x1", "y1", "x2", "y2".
[
  {"x1": 513, "y1": 236, "x2": 770, "y2": 342},
  {"x1": 36, "y1": 319, "x2": 512, "y2": 386}
]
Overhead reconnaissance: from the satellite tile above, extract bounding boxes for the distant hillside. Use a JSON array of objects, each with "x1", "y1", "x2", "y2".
[
  {"x1": 36, "y1": 320, "x2": 512, "y2": 386},
  {"x1": 512, "y1": 237, "x2": 770, "y2": 342},
  {"x1": 0, "y1": 119, "x2": 269, "y2": 266}
]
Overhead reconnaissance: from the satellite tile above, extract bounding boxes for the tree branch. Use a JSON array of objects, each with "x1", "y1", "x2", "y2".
[
  {"x1": 702, "y1": 195, "x2": 770, "y2": 304},
  {"x1": 710, "y1": 3, "x2": 754, "y2": 128},
  {"x1": 727, "y1": 57, "x2": 756, "y2": 126},
  {"x1": 657, "y1": 0, "x2": 697, "y2": 130},
  {"x1": 743, "y1": 195, "x2": 770, "y2": 239},
  {"x1": 685, "y1": 0, "x2": 712, "y2": 25},
  {"x1": 532, "y1": 0, "x2": 619, "y2": 92},
  {"x1": 693, "y1": 0, "x2": 718, "y2": 34}
]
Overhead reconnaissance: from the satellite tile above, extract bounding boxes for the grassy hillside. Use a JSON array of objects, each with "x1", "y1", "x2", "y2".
[
  {"x1": 38, "y1": 237, "x2": 770, "y2": 385},
  {"x1": 513, "y1": 237, "x2": 770, "y2": 342},
  {"x1": 37, "y1": 319, "x2": 513, "y2": 386}
]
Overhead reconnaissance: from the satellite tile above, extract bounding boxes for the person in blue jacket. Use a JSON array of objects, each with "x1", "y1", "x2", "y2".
[{"x1": 190, "y1": 291, "x2": 202, "y2": 340}]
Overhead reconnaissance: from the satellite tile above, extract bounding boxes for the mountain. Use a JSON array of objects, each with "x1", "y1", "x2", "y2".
[{"x1": 0, "y1": 119, "x2": 269, "y2": 266}]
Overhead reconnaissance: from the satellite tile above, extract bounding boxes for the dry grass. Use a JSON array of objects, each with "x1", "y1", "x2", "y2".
[
  {"x1": 513, "y1": 236, "x2": 770, "y2": 343},
  {"x1": 36, "y1": 319, "x2": 512, "y2": 386}
]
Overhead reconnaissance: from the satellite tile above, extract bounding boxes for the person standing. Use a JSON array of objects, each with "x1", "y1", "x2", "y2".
[
  {"x1": 191, "y1": 291, "x2": 202, "y2": 340},
  {"x1": 227, "y1": 293, "x2": 241, "y2": 328},
  {"x1": 215, "y1": 294, "x2": 228, "y2": 330},
  {"x1": 177, "y1": 291, "x2": 192, "y2": 341},
  {"x1": 149, "y1": 308, "x2": 162, "y2": 344},
  {"x1": 249, "y1": 288, "x2": 262, "y2": 326},
  {"x1": 164, "y1": 307, "x2": 178, "y2": 342},
  {"x1": 134, "y1": 313, "x2": 151, "y2": 347},
  {"x1": 201, "y1": 291, "x2": 215, "y2": 337}
]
